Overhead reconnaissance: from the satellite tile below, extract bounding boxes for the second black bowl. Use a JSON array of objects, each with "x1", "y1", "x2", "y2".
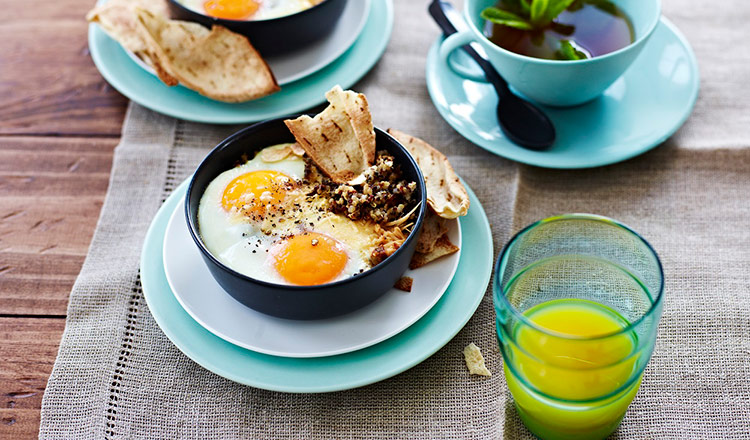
[
  {"x1": 167, "y1": 0, "x2": 348, "y2": 57},
  {"x1": 185, "y1": 116, "x2": 427, "y2": 320}
]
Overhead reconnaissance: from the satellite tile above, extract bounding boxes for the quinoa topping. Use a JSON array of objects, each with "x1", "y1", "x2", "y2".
[{"x1": 307, "y1": 150, "x2": 419, "y2": 225}]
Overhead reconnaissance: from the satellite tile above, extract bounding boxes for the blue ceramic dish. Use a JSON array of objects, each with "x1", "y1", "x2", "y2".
[
  {"x1": 439, "y1": 0, "x2": 661, "y2": 106},
  {"x1": 167, "y1": 0, "x2": 348, "y2": 57},
  {"x1": 141, "y1": 177, "x2": 493, "y2": 392},
  {"x1": 88, "y1": 0, "x2": 393, "y2": 123},
  {"x1": 184, "y1": 117, "x2": 427, "y2": 320},
  {"x1": 425, "y1": 17, "x2": 699, "y2": 168}
]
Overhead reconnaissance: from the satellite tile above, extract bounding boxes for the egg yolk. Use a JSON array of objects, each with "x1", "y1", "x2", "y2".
[
  {"x1": 221, "y1": 170, "x2": 289, "y2": 214},
  {"x1": 203, "y1": 0, "x2": 260, "y2": 20},
  {"x1": 273, "y1": 232, "x2": 348, "y2": 285}
]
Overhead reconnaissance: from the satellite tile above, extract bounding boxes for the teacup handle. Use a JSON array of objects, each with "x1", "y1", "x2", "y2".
[{"x1": 438, "y1": 30, "x2": 489, "y2": 83}]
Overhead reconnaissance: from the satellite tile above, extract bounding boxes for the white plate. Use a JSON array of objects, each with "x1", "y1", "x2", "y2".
[
  {"x1": 162, "y1": 197, "x2": 462, "y2": 358},
  {"x1": 126, "y1": 0, "x2": 371, "y2": 86}
]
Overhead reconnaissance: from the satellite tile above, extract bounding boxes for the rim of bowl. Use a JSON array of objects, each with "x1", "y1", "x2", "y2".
[
  {"x1": 493, "y1": 213, "x2": 665, "y2": 340},
  {"x1": 466, "y1": 0, "x2": 662, "y2": 65},
  {"x1": 185, "y1": 116, "x2": 428, "y2": 291},
  {"x1": 167, "y1": 0, "x2": 334, "y2": 24}
]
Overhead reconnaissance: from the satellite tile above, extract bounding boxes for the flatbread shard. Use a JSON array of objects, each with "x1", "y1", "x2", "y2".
[
  {"x1": 325, "y1": 86, "x2": 376, "y2": 165},
  {"x1": 134, "y1": 8, "x2": 279, "y2": 102},
  {"x1": 387, "y1": 129, "x2": 469, "y2": 219},
  {"x1": 86, "y1": 0, "x2": 168, "y2": 53},
  {"x1": 416, "y1": 209, "x2": 449, "y2": 254},
  {"x1": 463, "y1": 343, "x2": 492, "y2": 377},
  {"x1": 284, "y1": 86, "x2": 375, "y2": 183},
  {"x1": 409, "y1": 233, "x2": 459, "y2": 269},
  {"x1": 86, "y1": 0, "x2": 177, "y2": 85}
]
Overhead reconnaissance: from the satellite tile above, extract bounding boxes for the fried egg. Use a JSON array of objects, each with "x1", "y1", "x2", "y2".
[
  {"x1": 180, "y1": 0, "x2": 321, "y2": 21},
  {"x1": 198, "y1": 144, "x2": 377, "y2": 286}
]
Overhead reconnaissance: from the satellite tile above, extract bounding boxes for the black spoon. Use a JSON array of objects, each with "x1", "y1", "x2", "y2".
[{"x1": 428, "y1": 0, "x2": 556, "y2": 150}]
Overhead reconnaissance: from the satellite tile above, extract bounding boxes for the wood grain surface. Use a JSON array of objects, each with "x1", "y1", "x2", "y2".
[
  {"x1": 0, "y1": 0, "x2": 127, "y2": 437},
  {"x1": 0, "y1": 319, "x2": 66, "y2": 439}
]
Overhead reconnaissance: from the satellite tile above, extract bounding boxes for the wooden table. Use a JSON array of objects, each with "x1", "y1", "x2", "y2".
[{"x1": 0, "y1": 0, "x2": 128, "y2": 437}]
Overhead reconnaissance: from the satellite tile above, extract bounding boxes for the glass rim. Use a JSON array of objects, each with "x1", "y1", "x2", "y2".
[{"x1": 493, "y1": 213, "x2": 665, "y2": 341}]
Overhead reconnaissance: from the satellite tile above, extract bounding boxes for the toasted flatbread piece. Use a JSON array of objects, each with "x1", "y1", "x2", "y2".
[
  {"x1": 325, "y1": 86, "x2": 376, "y2": 165},
  {"x1": 416, "y1": 209, "x2": 449, "y2": 253},
  {"x1": 86, "y1": 0, "x2": 177, "y2": 85},
  {"x1": 86, "y1": 0, "x2": 167, "y2": 52},
  {"x1": 409, "y1": 233, "x2": 459, "y2": 269},
  {"x1": 394, "y1": 276, "x2": 413, "y2": 292},
  {"x1": 134, "y1": 8, "x2": 279, "y2": 102},
  {"x1": 463, "y1": 343, "x2": 492, "y2": 376},
  {"x1": 387, "y1": 129, "x2": 469, "y2": 219},
  {"x1": 284, "y1": 87, "x2": 375, "y2": 183}
]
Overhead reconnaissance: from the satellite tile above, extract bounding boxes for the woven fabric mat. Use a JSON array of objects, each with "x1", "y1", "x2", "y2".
[{"x1": 40, "y1": 0, "x2": 750, "y2": 438}]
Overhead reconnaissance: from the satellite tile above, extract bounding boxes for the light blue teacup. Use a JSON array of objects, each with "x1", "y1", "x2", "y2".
[{"x1": 439, "y1": 0, "x2": 661, "y2": 106}]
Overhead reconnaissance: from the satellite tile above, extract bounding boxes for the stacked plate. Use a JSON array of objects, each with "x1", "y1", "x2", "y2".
[
  {"x1": 89, "y1": 0, "x2": 392, "y2": 123},
  {"x1": 141, "y1": 178, "x2": 494, "y2": 392},
  {"x1": 94, "y1": 0, "x2": 496, "y2": 391}
]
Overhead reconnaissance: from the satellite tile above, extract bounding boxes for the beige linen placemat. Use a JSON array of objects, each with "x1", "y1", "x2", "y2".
[{"x1": 40, "y1": 0, "x2": 750, "y2": 438}]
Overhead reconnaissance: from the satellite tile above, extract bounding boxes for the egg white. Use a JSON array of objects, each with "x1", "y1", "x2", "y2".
[
  {"x1": 197, "y1": 145, "x2": 375, "y2": 285},
  {"x1": 198, "y1": 147, "x2": 303, "y2": 282}
]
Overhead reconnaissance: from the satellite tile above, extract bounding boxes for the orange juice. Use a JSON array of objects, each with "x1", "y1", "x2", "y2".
[{"x1": 504, "y1": 299, "x2": 641, "y2": 440}]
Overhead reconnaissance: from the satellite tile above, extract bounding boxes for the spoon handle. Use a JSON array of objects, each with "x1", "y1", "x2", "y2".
[{"x1": 428, "y1": 0, "x2": 509, "y2": 97}]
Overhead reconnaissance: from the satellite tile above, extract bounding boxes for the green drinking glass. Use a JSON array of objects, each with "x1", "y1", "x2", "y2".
[{"x1": 493, "y1": 214, "x2": 664, "y2": 440}]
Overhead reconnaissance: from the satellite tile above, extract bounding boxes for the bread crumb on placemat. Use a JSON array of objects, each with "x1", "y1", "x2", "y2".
[{"x1": 463, "y1": 343, "x2": 492, "y2": 377}]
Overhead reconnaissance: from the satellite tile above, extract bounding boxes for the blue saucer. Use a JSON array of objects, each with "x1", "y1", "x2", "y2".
[
  {"x1": 88, "y1": 0, "x2": 392, "y2": 124},
  {"x1": 141, "y1": 179, "x2": 493, "y2": 392},
  {"x1": 426, "y1": 17, "x2": 699, "y2": 169}
]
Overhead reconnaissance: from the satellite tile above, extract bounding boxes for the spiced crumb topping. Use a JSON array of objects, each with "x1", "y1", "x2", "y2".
[{"x1": 307, "y1": 150, "x2": 418, "y2": 224}]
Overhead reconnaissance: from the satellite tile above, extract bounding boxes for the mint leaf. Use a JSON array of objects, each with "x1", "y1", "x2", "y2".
[
  {"x1": 546, "y1": 0, "x2": 577, "y2": 21},
  {"x1": 481, "y1": 7, "x2": 534, "y2": 30},
  {"x1": 484, "y1": 0, "x2": 578, "y2": 32},
  {"x1": 557, "y1": 40, "x2": 588, "y2": 60},
  {"x1": 530, "y1": 0, "x2": 549, "y2": 26},
  {"x1": 481, "y1": 7, "x2": 529, "y2": 22},
  {"x1": 519, "y1": 0, "x2": 532, "y2": 14},
  {"x1": 499, "y1": 0, "x2": 530, "y2": 15}
]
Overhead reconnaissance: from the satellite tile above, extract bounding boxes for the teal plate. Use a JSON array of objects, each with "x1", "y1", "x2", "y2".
[
  {"x1": 426, "y1": 17, "x2": 699, "y2": 169},
  {"x1": 88, "y1": 0, "x2": 393, "y2": 124},
  {"x1": 141, "y1": 179, "x2": 493, "y2": 393}
]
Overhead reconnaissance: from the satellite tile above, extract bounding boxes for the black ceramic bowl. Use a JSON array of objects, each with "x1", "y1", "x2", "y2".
[
  {"x1": 185, "y1": 116, "x2": 427, "y2": 320},
  {"x1": 167, "y1": 0, "x2": 348, "y2": 57}
]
